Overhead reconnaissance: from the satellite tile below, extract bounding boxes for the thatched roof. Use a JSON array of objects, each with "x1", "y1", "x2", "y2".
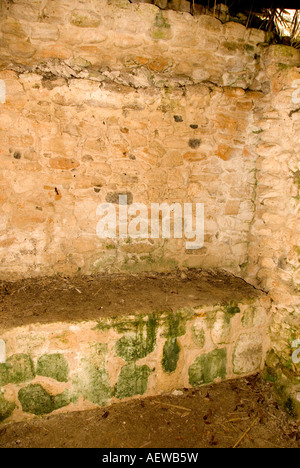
[
  {"x1": 189, "y1": 1, "x2": 298, "y2": 8},
  {"x1": 142, "y1": 1, "x2": 300, "y2": 41}
]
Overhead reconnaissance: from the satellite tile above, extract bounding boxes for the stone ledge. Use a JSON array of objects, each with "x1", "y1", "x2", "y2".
[{"x1": 0, "y1": 271, "x2": 271, "y2": 424}]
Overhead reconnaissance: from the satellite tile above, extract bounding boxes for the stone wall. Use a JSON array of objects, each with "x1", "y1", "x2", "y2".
[
  {"x1": 245, "y1": 50, "x2": 300, "y2": 417},
  {"x1": 0, "y1": 0, "x2": 266, "y2": 279},
  {"x1": 0, "y1": 0, "x2": 300, "y2": 418},
  {"x1": 0, "y1": 288, "x2": 269, "y2": 424}
]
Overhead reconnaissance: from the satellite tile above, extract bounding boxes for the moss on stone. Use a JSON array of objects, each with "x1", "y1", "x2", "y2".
[
  {"x1": 115, "y1": 363, "x2": 151, "y2": 399},
  {"x1": 272, "y1": 380, "x2": 300, "y2": 418},
  {"x1": 36, "y1": 353, "x2": 69, "y2": 383},
  {"x1": 0, "y1": 364, "x2": 9, "y2": 386},
  {"x1": 162, "y1": 338, "x2": 180, "y2": 373},
  {"x1": 71, "y1": 11, "x2": 101, "y2": 28},
  {"x1": 222, "y1": 41, "x2": 240, "y2": 52},
  {"x1": 5, "y1": 354, "x2": 35, "y2": 384},
  {"x1": 284, "y1": 396, "x2": 297, "y2": 416},
  {"x1": 115, "y1": 315, "x2": 158, "y2": 362},
  {"x1": 164, "y1": 309, "x2": 191, "y2": 339},
  {"x1": 151, "y1": 12, "x2": 172, "y2": 41},
  {"x1": 154, "y1": 11, "x2": 170, "y2": 30},
  {"x1": 242, "y1": 306, "x2": 256, "y2": 327},
  {"x1": 121, "y1": 254, "x2": 178, "y2": 273},
  {"x1": 189, "y1": 349, "x2": 227, "y2": 386},
  {"x1": 0, "y1": 394, "x2": 16, "y2": 422},
  {"x1": 53, "y1": 390, "x2": 71, "y2": 411},
  {"x1": 72, "y1": 346, "x2": 111, "y2": 406},
  {"x1": 160, "y1": 309, "x2": 194, "y2": 372},
  {"x1": 273, "y1": 45, "x2": 300, "y2": 60},
  {"x1": 191, "y1": 325, "x2": 206, "y2": 348},
  {"x1": 18, "y1": 384, "x2": 69, "y2": 416},
  {"x1": 224, "y1": 301, "x2": 241, "y2": 317}
]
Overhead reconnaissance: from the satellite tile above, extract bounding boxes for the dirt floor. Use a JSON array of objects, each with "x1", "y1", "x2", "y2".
[
  {"x1": 0, "y1": 269, "x2": 263, "y2": 329},
  {"x1": 0, "y1": 375, "x2": 298, "y2": 449}
]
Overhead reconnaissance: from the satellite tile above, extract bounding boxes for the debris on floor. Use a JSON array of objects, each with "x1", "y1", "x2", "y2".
[{"x1": 0, "y1": 375, "x2": 299, "y2": 449}]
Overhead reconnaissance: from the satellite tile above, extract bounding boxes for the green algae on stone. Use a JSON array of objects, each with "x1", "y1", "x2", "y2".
[
  {"x1": 272, "y1": 380, "x2": 300, "y2": 418},
  {"x1": 162, "y1": 337, "x2": 180, "y2": 373},
  {"x1": 0, "y1": 394, "x2": 16, "y2": 422},
  {"x1": 18, "y1": 384, "x2": 70, "y2": 416},
  {"x1": 189, "y1": 349, "x2": 227, "y2": 387},
  {"x1": 36, "y1": 353, "x2": 69, "y2": 383},
  {"x1": 271, "y1": 45, "x2": 300, "y2": 65},
  {"x1": 154, "y1": 11, "x2": 170, "y2": 29},
  {"x1": 224, "y1": 301, "x2": 241, "y2": 317},
  {"x1": 5, "y1": 354, "x2": 35, "y2": 384},
  {"x1": 121, "y1": 254, "x2": 178, "y2": 273},
  {"x1": 115, "y1": 363, "x2": 151, "y2": 399},
  {"x1": 53, "y1": 390, "x2": 71, "y2": 411},
  {"x1": 0, "y1": 364, "x2": 8, "y2": 386},
  {"x1": 191, "y1": 325, "x2": 206, "y2": 348},
  {"x1": 73, "y1": 363, "x2": 111, "y2": 406},
  {"x1": 151, "y1": 11, "x2": 172, "y2": 40},
  {"x1": 72, "y1": 345, "x2": 111, "y2": 406},
  {"x1": 164, "y1": 309, "x2": 191, "y2": 339},
  {"x1": 242, "y1": 306, "x2": 265, "y2": 328},
  {"x1": 70, "y1": 10, "x2": 101, "y2": 28},
  {"x1": 115, "y1": 315, "x2": 158, "y2": 362},
  {"x1": 242, "y1": 306, "x2": 256, "y2": 327},
  {"x1": 160, "y1": 309, "x2": 193, "y2": 373}
]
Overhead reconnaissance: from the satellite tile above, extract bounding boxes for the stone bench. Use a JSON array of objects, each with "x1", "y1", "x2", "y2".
[{"x1": 0, "y1": 270, "x2": 271, "y2": 424}]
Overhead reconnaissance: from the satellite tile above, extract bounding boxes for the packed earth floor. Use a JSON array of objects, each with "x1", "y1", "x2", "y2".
[
  {"x1": 0, "y1": 269, "x2": 262, "y2": 328},
  {"x1": 0, "y1": 375, "x2": 299, "y2": 449}
]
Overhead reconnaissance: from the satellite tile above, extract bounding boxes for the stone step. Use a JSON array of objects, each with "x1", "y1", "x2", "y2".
[{"x1": 0, "y1": 270, "x2": 271, "y2": 424}]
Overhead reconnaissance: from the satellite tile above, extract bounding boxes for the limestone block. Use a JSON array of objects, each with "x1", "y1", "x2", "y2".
[
  {"x1": 31, "y1": 24, "x2": 59, "y2": 42},
  {"x1": 8, "y1": 40, "x2": 36, "y2": 59},
  {"x1": 1, "y1": 18, "x2": 28, "y2": 38},
  {"x1": 263, "y1": 45, "x2": 300, "y2": 67},
  {"x1": 70, "y1": 10, "x2": 101, "y2": 28},
  {"x1": 233, "y1": 333, "x2": 263, "y2": 374}
]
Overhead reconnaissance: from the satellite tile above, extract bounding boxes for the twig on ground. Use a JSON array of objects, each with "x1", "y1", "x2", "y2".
[
  {"x1": 233, "y1": 417, "x2": 259, "y2": 448},
  {"x1": 152, "y1": 401, "x2": 192, "y2": 412}
]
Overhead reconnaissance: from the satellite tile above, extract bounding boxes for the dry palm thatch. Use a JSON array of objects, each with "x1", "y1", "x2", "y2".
[{"x1": 256, "y1": 8, "x2": 300, "y2": 45}]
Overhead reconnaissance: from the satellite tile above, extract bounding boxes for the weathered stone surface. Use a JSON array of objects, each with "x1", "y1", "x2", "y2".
[
  {"x1": 0, "y1": 1, "x2": 269, "y2": 279},
  {"x1": 0, "y1": 395, "x2": 16, "y2": 422},
  {"x1": 8, "y1": 41, "x2": 36, "y2": 59},
  {"x1": 189, "y1": 349, "x2": 227, "y2": 386},
  {"x1": 162, "y1": 337, "x2": 180, "y2": 373},
  {"x1": 115, "y1": 363, "x2": 151, "y2": 399},
  {"x1": 233, "y1": 333, "x2": 263, "y2": 374},
  {"x1": 115, "y1": 316, "x2": 158, "y2": 362},
  {"x1": 18, "y1": 384, "x2": 70, "y2": 416},
  {"x1": 0, "y1": 281, "x2": 270, "y2": 423},
  {"x1": 72, "y1": 345, "x2": 111, "y2": 406},
  {"x1": 191, "y1": 323, "x2": 206, "y2": 348},
  {"x1": 31, "y1": 24, "x2": 60, "y2": 42},
  {"x1": 71, "y1": 10, "x2": 101, "y2": 28},
  {"x1": 210, "y1": 311, "x2": 231, "y2": 345},
  {"x1": 4, "y1": 354, "x2": 35, "y2": 384},
  {"x1": 263, "y1": 45, "x2": 300, "y2": 67},
  {"x1": 36, "y1": 354, "x2": 69, "y2": 382}
]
